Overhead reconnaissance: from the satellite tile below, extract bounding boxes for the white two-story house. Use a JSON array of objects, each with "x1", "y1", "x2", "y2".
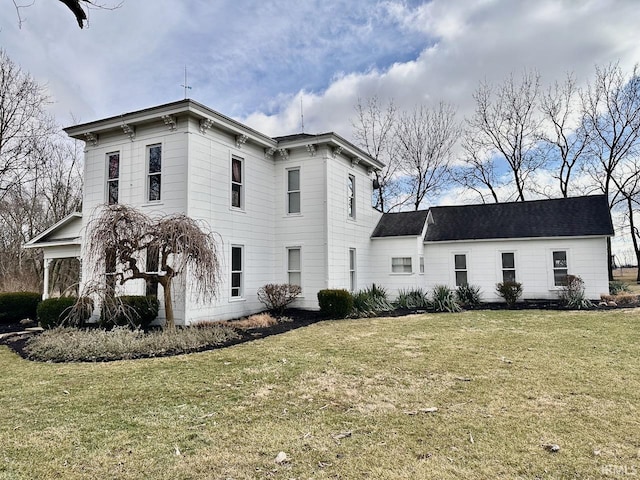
[{"x1": 26, "y1": 99, "x2": 614, "y2": 325}]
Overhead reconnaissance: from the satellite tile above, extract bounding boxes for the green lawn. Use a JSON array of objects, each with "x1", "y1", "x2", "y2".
[{"x1": 1, "y1": 309, "x2": 639, "y2": 479}]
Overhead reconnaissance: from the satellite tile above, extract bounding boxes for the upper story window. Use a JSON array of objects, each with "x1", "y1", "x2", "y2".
[
  {"x1": 454, "y1": 254, "x2": 468, "y2": 286},
  {"x1": 501, "y1": 252, "x2": 516, "y2": 283},
  {"x1": 107, "y1": 152, "x2": 120, "y2": 204},
  {"x1": 231, "y1": 157, "x2": 243, "y2": 209},
  {"x1": 392, "y1": 257, "x2": 412, "y2": 274},
  {"x1": 348, "y1": 174, "x2": 356, "y2": 218},
  {"x1": 147, "y1": 144, "x2": 162, "y2": 202},
  {"x1": 552, "y1": 250, "x2": 568, "y2": 286},
  {"x1": 287, "y1": 168, "x2": 301, "y2": 214}
]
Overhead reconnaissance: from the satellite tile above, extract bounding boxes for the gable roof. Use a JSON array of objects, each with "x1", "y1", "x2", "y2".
[
  {"x1": 24, "y1": 212, "x2": 83, "y2": 249},
  {"x1": 424, "y1": 195, "x2": 614, "y2": 242},
  {"x1": 371, "y1": 210, "x2": 430, "y2": 238}
]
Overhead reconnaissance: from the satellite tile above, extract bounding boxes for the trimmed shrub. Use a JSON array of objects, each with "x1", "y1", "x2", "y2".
[
  {"x1": 496, "y1": 281, "x2": 523, "y2": 307},
  {"x1": 37, "y1": 297, "x2": 77, "y2": 329},
  {"x1": 353, "y1": 284, "x2": 392, "y2": 317},
  {"x1": 559, "y1": 275, "x2": 592, "y2": 309},
  {"x1": 101, "y1": 295, "x2": 159, "y2": 329},
  {"x1": 257, "y1": 283, "x2": 302, "y2": 316},
  {"x1": 0, "y1": 292, "x2": 41, "y2": 323},
  {"x1": 609, "y1": 280, "x2": 630, "y2": 295},
  {"x1": 431, "y1": 285, "x2": 461, "y2": 313},
  {"x1": 394, "y1": 287, "x2": 429, "y2": 309},
  {"x1": 317, "y1": 289, "x2": 353, "y2": 319},
  {"x1": 456, "y1": 284, "x2": 482, "y2": 308}
]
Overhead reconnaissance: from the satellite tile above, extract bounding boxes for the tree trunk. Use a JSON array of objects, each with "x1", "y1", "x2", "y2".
[{"x1": 162, "y1": 279, "x2": 175, "y2": 330}]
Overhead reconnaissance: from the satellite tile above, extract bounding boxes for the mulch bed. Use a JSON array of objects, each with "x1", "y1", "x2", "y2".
[{"x1": 0, "y1": 302, "x2": 627, "y2": 362}]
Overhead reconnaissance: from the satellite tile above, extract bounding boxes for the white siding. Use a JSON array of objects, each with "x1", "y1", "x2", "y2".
[
  {"x1": 370, "y1": 236, "x2": 426, "y2": 298},
  {"x1": 424, "y1": 237, "x2": 610, "y2": 301}
]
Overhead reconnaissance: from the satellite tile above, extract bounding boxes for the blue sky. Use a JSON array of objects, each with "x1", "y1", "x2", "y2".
[{"x1": 3, "y1": 0, "x2": 639, "y2": 141}]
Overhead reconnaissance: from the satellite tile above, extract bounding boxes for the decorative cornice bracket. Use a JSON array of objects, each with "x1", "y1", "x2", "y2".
[
  {"x1": 331, "y1": 146, "x2": 343, "y2": 158},
  {"x1": 199, "y1": 118, "x2": 213, "y2": 134},
  {"x1": 306, "y1": 144, "x2": 316, "y2": 157},
  {"x1": 351, "y1": 157, "x2": 361, "y2": 167},
  {"x1": 278, "y1": 148, "x2": 290, "y2": 161},
  {"x1": 162, "y1": 115, "x2": 177, "y2": 131},
  {"x1": 264, "y1": 147, "x2": 277, "y2": 159},
  {"x1": 84, "y1": 132, "x2": 98, "y2": 146},
  {"x1": 235, "y1": 134, "x2": 248, "y2": 149},
  {"x1": 122, "y1": 123, "x2": 135, "y2": 141}
]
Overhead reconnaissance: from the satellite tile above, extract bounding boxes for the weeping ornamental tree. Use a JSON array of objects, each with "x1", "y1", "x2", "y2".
[{"x1": 87, "y1": 204, "x2": 221, "y2": 329}]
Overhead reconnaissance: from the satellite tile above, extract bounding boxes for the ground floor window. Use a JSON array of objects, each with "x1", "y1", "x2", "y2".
[
  {"x1": 552, "y1": 250, "x2": 568, "y2": 286},
  {"x1": 231, "y1": 245, "x2": 243, "y2": 297},
  {"x1": 454, "y1": 254, "x2": 467, "y2": 286},
  {"x1": 349, "y1": 248, "x2": 356, "y2": 291},
  {"x1": 287, "y1": 247, "x2": 301, "y2": 287},
  {"x1": 146, "y1": 244, "x2": 159, "y2": 297},
  {"x1": 392, "y1": 257, "x2": 412, "y2": 273},
  {"x1": 501, "y1": 252, "x2": 516, "y2": 283}
]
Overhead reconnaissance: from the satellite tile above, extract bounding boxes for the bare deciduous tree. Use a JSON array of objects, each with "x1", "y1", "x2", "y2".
[
  {"x1": 539, "y1": 73, "x2": 590, "y2": 198},
  {"x1": 396, "y1": 102, "x2": 459, "y2": 210},
  {"x1": 462, "y1": 70, "x2": 544, "y2": 202},
  {"x1": 12, "y1": 0, "x2": 123, "y2": 29},
  {"x1": 352, "y1": 96, "x2": 402, "y2": 212},
  {"x1": 0, "y1": 48, "x2": 54, "y2": 204},
  {"x1": 581, "y1": 62, "x2": 640, "y2": 279},
  {"x1": 87, "y1": 204, "x2": 221, "y2": 329}
]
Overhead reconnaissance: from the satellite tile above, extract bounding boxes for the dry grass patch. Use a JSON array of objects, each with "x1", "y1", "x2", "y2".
[{"x1": 1, "y1": 309, "x2": 639, "y2": 478}]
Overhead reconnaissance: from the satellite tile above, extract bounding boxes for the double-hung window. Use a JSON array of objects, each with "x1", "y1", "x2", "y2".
[
  {"x1": 349, "y1": 248, "x2": 357, "y2": 291},
  {"x1": 287, "y1": 168, "x2": 301, "y2": 214},
  {"x1": 501, "y1": 252, "x2": 516, "y2": 283},
  {"x1": 454, "y1": 254, "x2": 468, "y2": 286},
  {"x1": 105, "y1": 248, "x2": 117, "y2": 292},
  {"x1": 552, "y1": 250, "x2": 568, "y2": 286},
  {"x1": 107, "y1": 152, "x2": 120, "y2": 204},
  {"x1": 231, "y1": 245, "x2": 243, "y2": 298},
  {"x1": 146, "y1": 244, "x2": 159, "y2": 297},
  {"x1": 287, "y1": 247, "x2": 301, "y2": 287},
  {"x1": 231, "y1": 157, "x2": 243, "y2": 209},
  {"x1": 392, "y1": 257, "x2": 412, "y2": 273},
  {"x1": 348, "y1": 175, "x2": 356, "y2": 219},
  {"x1": 147, "y1": 144, "x2": 162, "y2": 202}
]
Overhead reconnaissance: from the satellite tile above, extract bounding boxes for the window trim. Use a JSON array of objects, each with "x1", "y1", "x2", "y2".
[
  {"x1": 391, "y1": 256, "x2": 412, "y2": 274},
  {"x1": 419, "y1": 256, "x2": 425, "y2": 275},
  {"x1": 287, "y1": 246, "x2": 302, "y2": 289},
  {"x1": 230, "y1": 245, "x2": 244, "y2": 299},
  {"x1": 147, "y1": 143, "x2": 162, "y2": 202},
  {"x1": 231, "y1": 156, "x2": 244, "y2": 210},
  {"x1": 347, "y1": 174, "x2": 356, "y2": 219},
  {"x1": 454, "y1": 253, "x2": 468, "y2": 287},
  {"x1": 501, "y1": 251, "x2": 516, "y2": 283},
  {"x1": 286, "y1": 167, "x2": 301, "y2": 215},
  {"x1": 106, "y1": 151, "x2": 120, "y2": 205}
]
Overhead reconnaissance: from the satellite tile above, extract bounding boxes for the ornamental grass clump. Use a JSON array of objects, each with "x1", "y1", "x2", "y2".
[
  {"x1": 352, "y1": 284, "x2": 393, "y2": 317},
  {"x1": 431, "y1": 285, "x2": 462, "y2": 313},
  {"x1": 25, "y1": 324, "x2": 240, "y2": 362},
  {"x1": 496, "y1": 281, "x2": 523, "y2": 308},
  {"x1": 394, "y1": 288, "x2": 429, "y2": 309},
  {"x1": 455, "y1": 284, "x2": 482, "y2": 308}
]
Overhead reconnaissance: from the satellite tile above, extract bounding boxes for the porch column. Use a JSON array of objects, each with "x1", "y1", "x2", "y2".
[{"x1": 43, "y1": 258, "x2": 52, "y2": 300}]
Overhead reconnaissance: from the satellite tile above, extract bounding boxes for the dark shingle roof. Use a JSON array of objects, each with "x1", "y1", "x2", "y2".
[
  {"x1": 371, "y1": 210, "x2": 430, "y2": 238},
  {"x1": 424, "y1": 195, "x2": 614, "y2": 242}
]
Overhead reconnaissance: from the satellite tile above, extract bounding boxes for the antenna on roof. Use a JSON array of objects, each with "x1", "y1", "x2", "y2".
[
  {"x1": 300, "y1": 97, "x2": 304, "y2": 133},
  {"x1": 181, "y1": 66, "x2": 192, "y2": 99}
]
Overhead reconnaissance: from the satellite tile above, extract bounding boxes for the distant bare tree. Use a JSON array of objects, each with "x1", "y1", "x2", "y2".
[
  {"x1": 12, "y1": 0, "x2": 123, "y2": 29},
  {"x1": 581, "y1": 62, "x2": 640, "y2": 279},
  {"x1": 612, "y1": 159, "x2": 640, "y2": 282},
  {"x1": 462, "y1": 70, "x2": 544, "y2": 202},
  {"x1": 396, "y1": 102, "x2": 459, "y2": 210},
  {"x1": 0, "y1": 48, "x2": 54, "y2": 204},
  {"x1": 352, "y1": 96, "x2": 402, "y2": 212},
  {"x1": 539, "y1": 73, "x2": 590, "y2": 198},
  {"x1": 87, "y1": 205, "x2": 221, "y2": 329}
]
